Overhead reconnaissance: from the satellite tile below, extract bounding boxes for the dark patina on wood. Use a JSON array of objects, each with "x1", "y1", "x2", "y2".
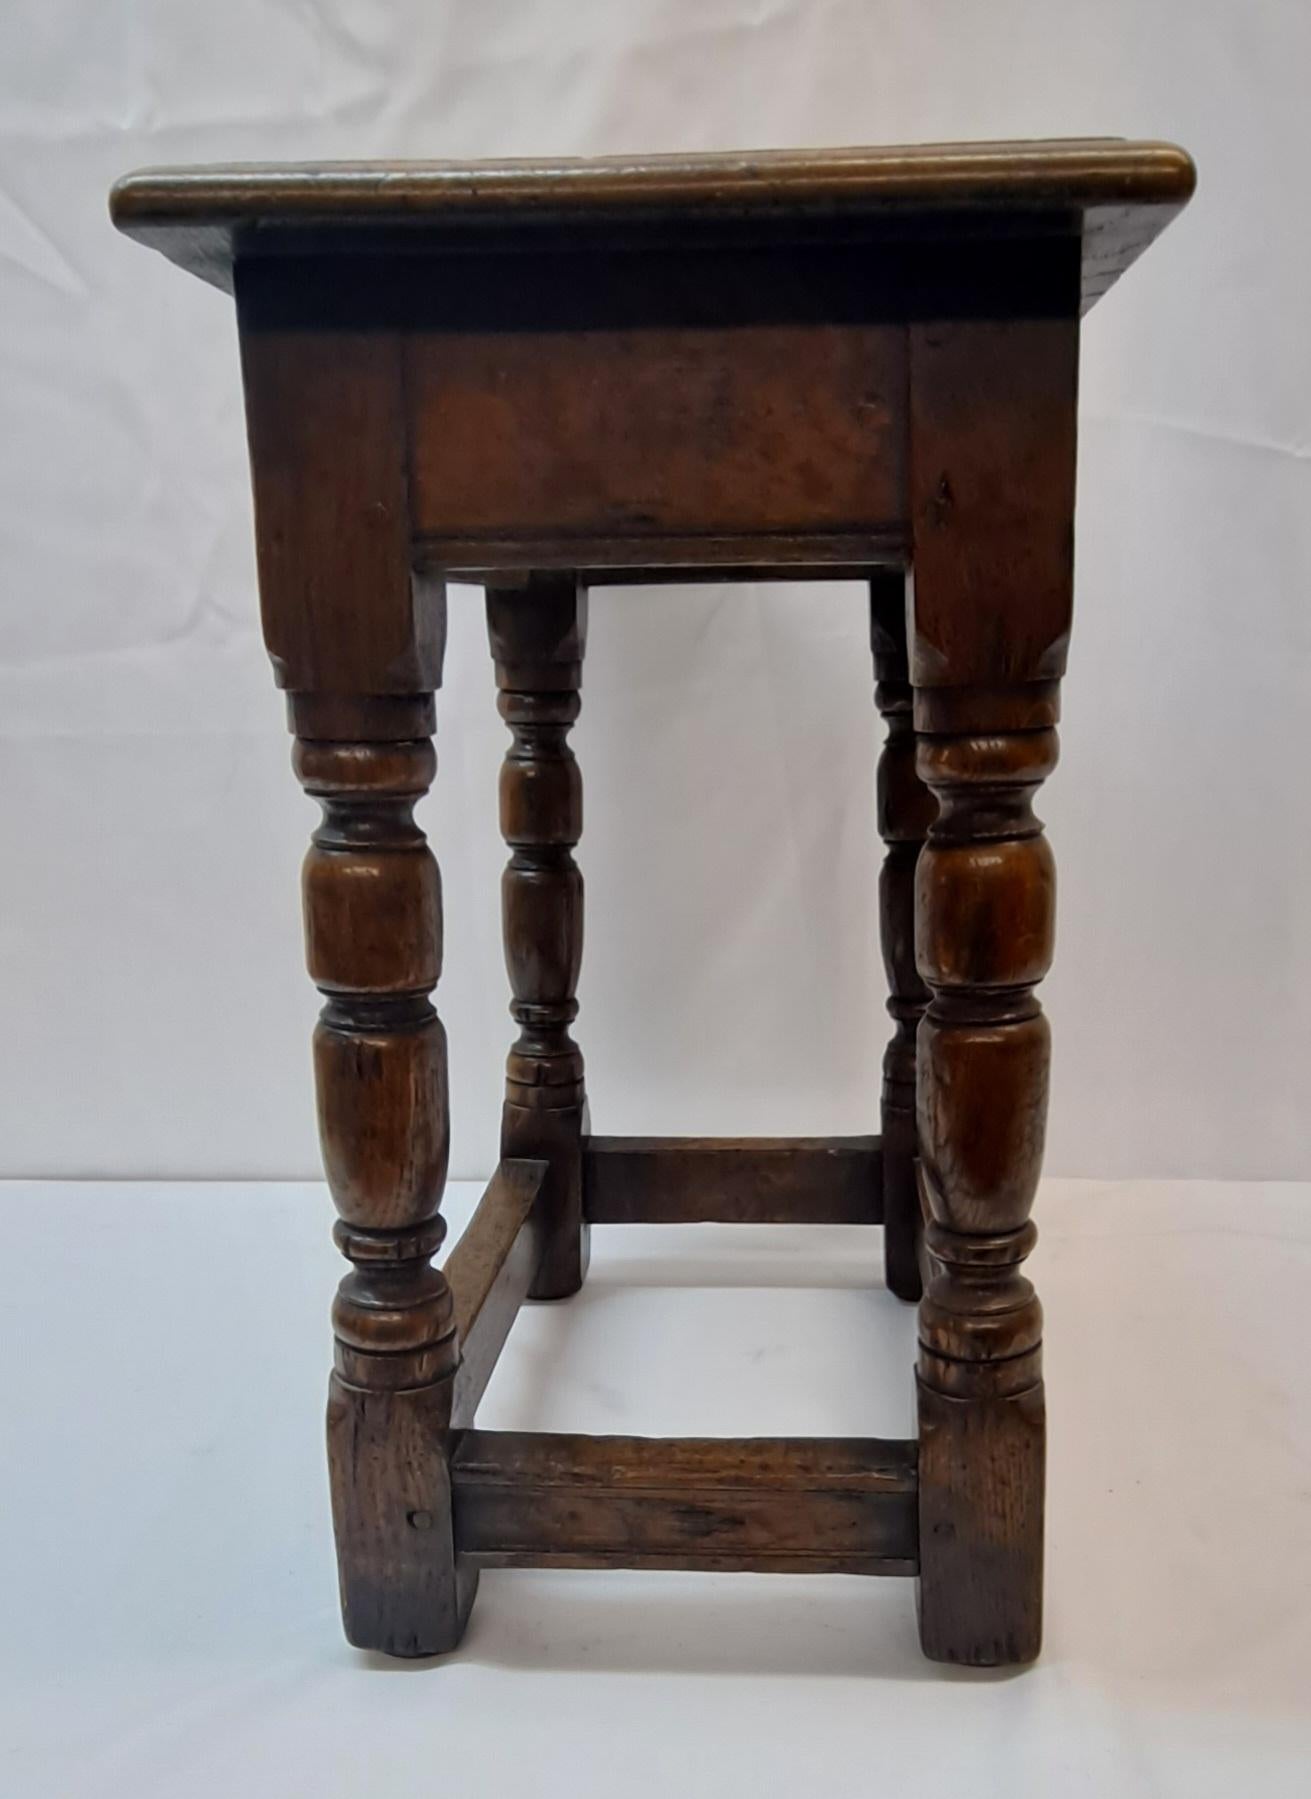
[
  {"x1": 445, "y1": 1158, "x2": 547, "y2": 1429},
  {"x1": 111, "y1": 138, "x2": 1194, "y2": 310},
  {"x1": 452, "y1": 1431, "x2": 918, "y2": 1574},
  {"x1": 584, "y1": 1135, "x2": 882, "y2": 1225},
  {"x1": 111, "y1": 138, "x2": 1193, "y2": 1671}
]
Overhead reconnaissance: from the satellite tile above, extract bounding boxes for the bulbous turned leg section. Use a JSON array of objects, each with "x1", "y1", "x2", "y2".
[
  {"x1": 870, "y1": 573, "x2": 934, "y2": 1301},
  {"x1": 913, "y1": 724, "x2": 1057, "y2": 1667},
  {"x1": 487, "y1": 576, "x2": 589, "y2": 1300},
  {"x1": 296, "y1": 723, "x2": 476, "y2": 1657}
]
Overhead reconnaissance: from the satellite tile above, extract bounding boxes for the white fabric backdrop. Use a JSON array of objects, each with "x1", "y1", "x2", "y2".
[{"x1": 1, "y1": 0, "x2": 1307, "y2": 1181}]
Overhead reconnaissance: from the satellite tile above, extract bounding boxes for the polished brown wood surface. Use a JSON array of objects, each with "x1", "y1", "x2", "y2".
[
  {"x1": 297, "y1": 728, "x2": 475, "y2": 1658},
  {"x1": 870, "y1": 570, "x2": 934, "y2": 1300},
  {"x1": 452, "y1": 1431, "x2": 919, "y2": 1574},
  {"x1": 445, "y1": 1158, "x2": 547, "y2": 1430},
  {"x1": 907, "y1": 315, "x2": 1076, "y2": 1665},
  {"x1": 110, "y1": 138, "x2": 1194, "y2": 309},
  {"x1": 408, "y1": 317, "x2": 905, "y2": 564},
  {"x1": 112, "y1": 138, "x2": 1193, "y2": 1672},
  {"x1": 487, "y1": 576, "x2": 591, "y2": 1300},
  {"x1": 584, "y1": 1136, "x2": 882, "y2": 1225}
]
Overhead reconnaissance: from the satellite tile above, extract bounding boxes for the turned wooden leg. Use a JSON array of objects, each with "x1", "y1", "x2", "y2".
[
  {"x1": 870, "y1": 570, "x2": 934, "y2": 1301},
  {"x1": 486, "y1": 575, "x2": 589, "y2": 1300},
  {"x1": 907, "y1": 306, "x2": 1079, "y2": 1664},
  {"x1": 235, "y1": 278, "x2": 471, "y2": 1654},
  {"x1": 296, "y1": 708, "x2": 476, "y2": 1656},
  {"x1": 913, "y1": 722, "x2": 1055, "y2": 1664}
]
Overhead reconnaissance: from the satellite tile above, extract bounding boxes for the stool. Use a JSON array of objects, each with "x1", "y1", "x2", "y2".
[{"x1": 111, "y1": 140, "x2": 1194, "y2": 1668}]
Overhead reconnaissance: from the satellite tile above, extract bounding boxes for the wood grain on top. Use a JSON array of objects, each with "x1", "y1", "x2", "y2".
[{"x1": 110, "y1": 139, "x2": 1194, "y2": 309}]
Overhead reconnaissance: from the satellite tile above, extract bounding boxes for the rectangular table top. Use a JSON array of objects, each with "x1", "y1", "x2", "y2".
[{"x1": 111, "y1": 138, "x2": 1194, "y2": 312}]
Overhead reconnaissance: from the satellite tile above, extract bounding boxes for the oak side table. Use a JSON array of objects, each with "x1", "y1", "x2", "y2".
[{"x1": 111, "y1": 140, "x2": 1194, "y2": 1668}]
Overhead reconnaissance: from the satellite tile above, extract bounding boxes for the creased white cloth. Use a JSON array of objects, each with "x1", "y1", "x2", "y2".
[{"x1": 0, "y1": 0, "x2": 1308, "y2": 1182}]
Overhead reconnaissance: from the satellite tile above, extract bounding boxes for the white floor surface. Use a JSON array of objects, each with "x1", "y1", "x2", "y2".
[{"x1": 2, "y1": 1177, "x2": 1308, "y2": 1796}]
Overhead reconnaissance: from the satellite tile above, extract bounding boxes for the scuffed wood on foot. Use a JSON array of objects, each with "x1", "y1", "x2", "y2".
[{"x1": 328, "y1": 1376, "x2": 478, "y2": 1657}]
